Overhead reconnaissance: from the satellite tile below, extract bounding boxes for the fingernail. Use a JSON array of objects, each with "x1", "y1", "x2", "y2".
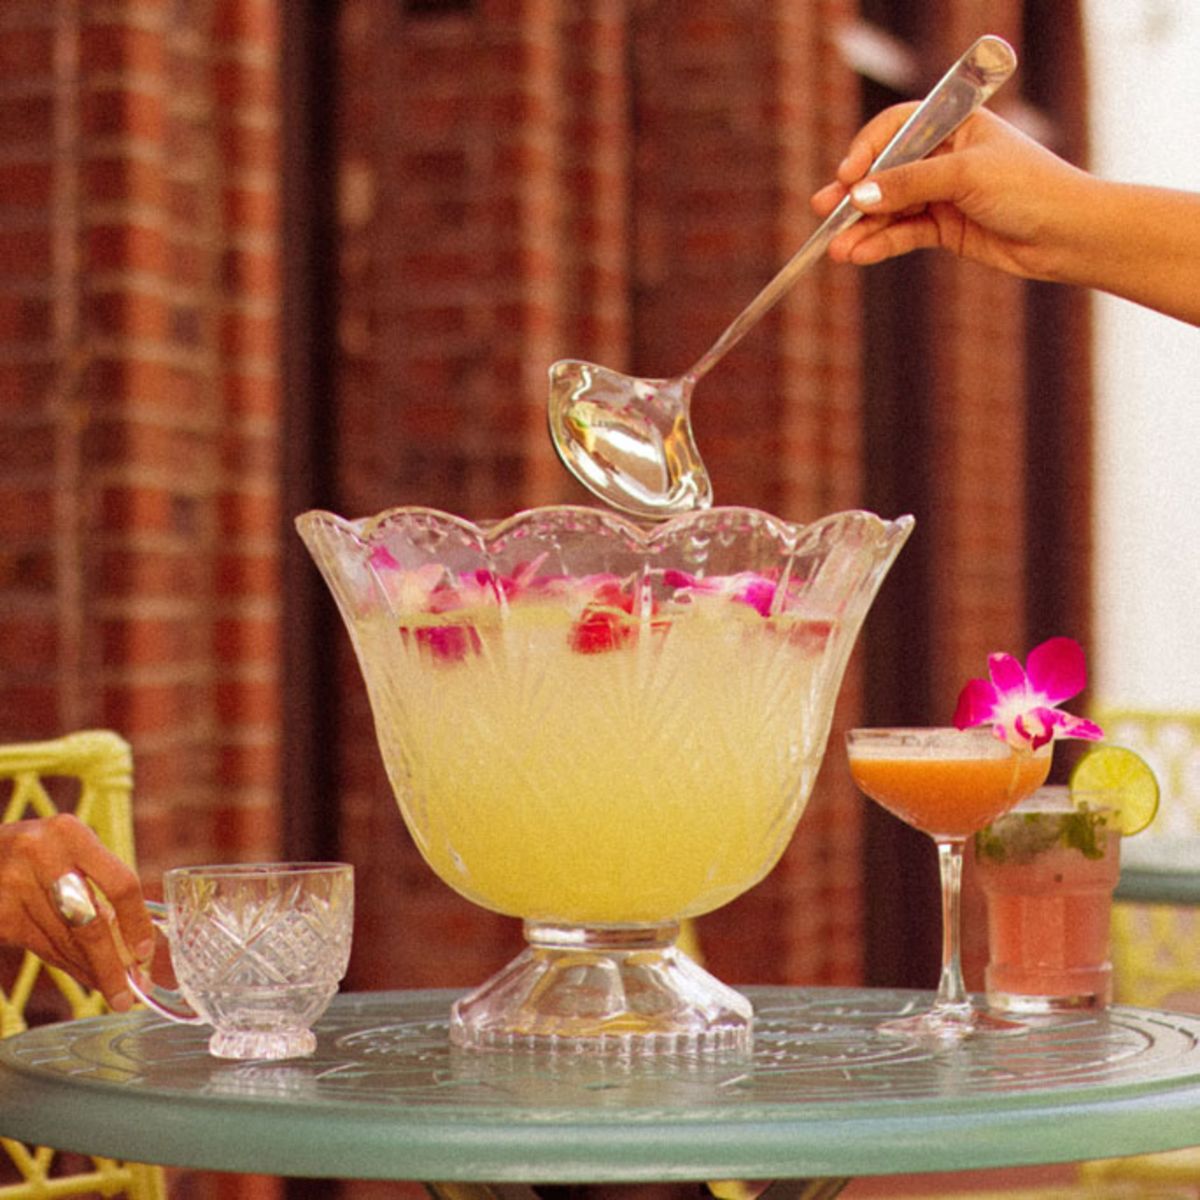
[
  {"x1": 135, "y1": 939, "x2": 155, "y2": 961},
  {"x1": 851, "y1": 181, "x2": 882, "y2": 207},
  {"x1": 110, "y1": 990, "x2": 134, "y2": 1013}
]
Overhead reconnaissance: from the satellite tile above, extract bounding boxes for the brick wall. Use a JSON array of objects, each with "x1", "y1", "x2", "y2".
[
  {"x1": 0, "y1": 4, "x2": 281, "y2": 1196},
  {"x1": 0, "y1": 0, "x2": 282, "y2": 875}
]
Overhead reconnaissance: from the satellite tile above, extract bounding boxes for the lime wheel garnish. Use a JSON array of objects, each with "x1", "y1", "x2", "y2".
[{"x1": 1069, "y1": 745, "x2": 1160, "y2": 835}]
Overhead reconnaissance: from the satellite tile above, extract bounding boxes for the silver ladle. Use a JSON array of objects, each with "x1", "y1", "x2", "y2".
[{"x1": 548, "y1": 34, "x2": 1018, "y2": 520}]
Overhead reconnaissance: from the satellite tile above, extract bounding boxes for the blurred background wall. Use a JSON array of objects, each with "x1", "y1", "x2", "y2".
[
  {"x1": 1085, "y1": 0, "x2": 1200, "y2": 715},
  {"x1": 1, "y1": 2, "x2": 1102, "y2": 1196}
]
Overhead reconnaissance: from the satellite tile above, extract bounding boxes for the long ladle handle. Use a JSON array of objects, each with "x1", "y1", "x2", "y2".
[{"x1": 688, "y1": 34, "x2": 1018, "y2": 384}]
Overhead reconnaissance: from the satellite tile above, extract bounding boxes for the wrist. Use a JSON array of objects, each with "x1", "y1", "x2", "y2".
[{"x1": 1026, "y1": 167, "x2": 1111, "y2": 289}]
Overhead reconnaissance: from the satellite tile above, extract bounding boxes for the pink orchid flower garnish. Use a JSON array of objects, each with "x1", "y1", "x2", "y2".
[{"x1": 952, "y1": 636, "x2": 1105, "y2": 751}]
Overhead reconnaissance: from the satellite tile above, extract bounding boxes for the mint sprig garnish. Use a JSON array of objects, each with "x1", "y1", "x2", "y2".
[{"x1": 975, "y1": 804, "x2": 1110, "y2": 864}]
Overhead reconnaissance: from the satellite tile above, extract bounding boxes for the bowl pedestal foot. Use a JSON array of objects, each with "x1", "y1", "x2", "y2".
[{"x1": 449, "y1": 920, "x2": 753, "y2": 1056}]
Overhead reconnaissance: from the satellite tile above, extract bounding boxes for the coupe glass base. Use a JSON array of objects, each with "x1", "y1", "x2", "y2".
[
  {"x1": 208, "y1": 1027, "x2": 317, "y2": 1060},
  {"x1": 449, "y1": 921, "x2": 753, "y2": 1057},
  {"x1": 879, "y1": 1004, "x2": 1025, "y2": 1043}
]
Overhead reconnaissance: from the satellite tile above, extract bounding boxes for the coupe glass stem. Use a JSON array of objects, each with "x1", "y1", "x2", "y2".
[{"x1": 933, "y1": 838, "x2": 971, "y2": 1017}]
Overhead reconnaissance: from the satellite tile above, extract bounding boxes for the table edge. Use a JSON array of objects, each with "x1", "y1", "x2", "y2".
[{"x1": 3, "y1": 988, "x2": 1200, "y2": 1182}]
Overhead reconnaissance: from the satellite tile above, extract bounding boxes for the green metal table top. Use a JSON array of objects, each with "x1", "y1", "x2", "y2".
[
  {"x1": 3, "y1": 987, "x2": 1200, "y2": 1184},
  {"x1": 1117, "y1": 836, "x2": 1200, "y2": 905}
]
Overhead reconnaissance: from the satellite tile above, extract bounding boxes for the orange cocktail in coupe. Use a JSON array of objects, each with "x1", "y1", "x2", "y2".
[
  {"x1": 847, "y1": 726, "x2": 1051, "y2": 1040},
  {"x1": 849, "y1": 744, "x2": 1052, "y2": 839}
]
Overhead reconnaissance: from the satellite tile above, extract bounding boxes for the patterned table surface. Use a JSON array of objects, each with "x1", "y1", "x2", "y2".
[{"x1": 3, "y1": 987, "x2": 1200, "y2": 1182}]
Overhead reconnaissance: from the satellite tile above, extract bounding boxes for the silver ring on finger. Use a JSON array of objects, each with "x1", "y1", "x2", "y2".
[{"x1": 49, "y1": 871, "x2": 98, "y2": 928}]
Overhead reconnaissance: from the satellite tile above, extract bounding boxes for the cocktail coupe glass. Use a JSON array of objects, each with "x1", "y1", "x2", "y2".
[
  {"x1": 846, "y1": 727, "x2": 1052, "y2": 1041},
  {"x1": 298, "y1": 504, "x2": 913, "y2": 1055}
]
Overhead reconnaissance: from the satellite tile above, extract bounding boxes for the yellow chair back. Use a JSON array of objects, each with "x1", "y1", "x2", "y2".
[
  {"x1": 1102, "y1": 711, "x2": 1200, "y2": 1011},
  {"x1": 0, "y1": 731, "x2": 165, "y2": 1200},
  {"x1": 1080, "y1": 710, "x2": 1200, "y2": 1193},
  {"x1": 1101, "y1": 710, "x2": 1200, "y2": 840}
]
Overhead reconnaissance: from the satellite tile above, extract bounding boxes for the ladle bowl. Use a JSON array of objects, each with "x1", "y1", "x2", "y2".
[{"x1": 548, "y1": 34, "x2": 1017, "y2": 520}]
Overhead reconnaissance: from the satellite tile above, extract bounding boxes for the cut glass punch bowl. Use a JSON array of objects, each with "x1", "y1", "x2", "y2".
[{"x1": 298, "y1": 504, "x2": 912, "y2": 1056}]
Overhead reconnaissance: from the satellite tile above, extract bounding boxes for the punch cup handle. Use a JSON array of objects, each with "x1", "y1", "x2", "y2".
[{"x1": 125, "y1": 900, "x2": 207, "y2": 1025}]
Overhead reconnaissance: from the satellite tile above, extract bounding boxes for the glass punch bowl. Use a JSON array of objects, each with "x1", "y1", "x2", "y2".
[{"x1": 298, "y1": 504, "x2": 912, "y2": 1056}]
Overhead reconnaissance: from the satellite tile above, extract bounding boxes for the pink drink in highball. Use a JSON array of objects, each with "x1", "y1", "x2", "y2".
[{"x1": 975, "y1": 787, "x2": 1121, "y2": 1012}]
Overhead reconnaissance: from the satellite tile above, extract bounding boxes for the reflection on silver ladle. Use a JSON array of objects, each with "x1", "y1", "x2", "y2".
[
  {"x1": 549, "y1": 34, "x2": 1018, "y2": 521},
  {"x1": 549, "y1": 369, "x2": 706, "y2": 513}
]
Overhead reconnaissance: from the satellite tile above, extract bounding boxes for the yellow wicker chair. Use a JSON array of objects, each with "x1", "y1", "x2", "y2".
[
  {"x1": 1078, "y1": 710, "x2": 1200, "y2": 1195},
  {"x1": 1103, "y1": 711, "x2": 1200, "y2": 1013},
  {"x1": 0, "y1": 730, "x2": 166, "y2": 1200}
]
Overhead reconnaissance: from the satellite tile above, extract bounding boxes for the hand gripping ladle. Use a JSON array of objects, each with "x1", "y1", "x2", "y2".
[{"x1": 548, "y1": 34, "x2": 1017, "y2": 520}]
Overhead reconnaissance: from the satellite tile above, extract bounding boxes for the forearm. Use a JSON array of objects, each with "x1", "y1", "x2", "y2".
[{"x1": 1048, "y1": 176, "x2": 1200, "y2": 325}]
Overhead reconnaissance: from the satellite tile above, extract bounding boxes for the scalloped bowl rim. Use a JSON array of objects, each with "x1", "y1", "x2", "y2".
[{"x1": 296, "y1": 503, "x2": 916, "y2": 546}]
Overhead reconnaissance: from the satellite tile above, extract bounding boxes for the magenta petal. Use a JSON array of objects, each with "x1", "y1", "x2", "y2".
[
  {"x1": 738, "y1": 579, "x2": 776, "y2": 617},
  {"x1": 1025, "y1": 636, "x2": 1087, "y2": 704},
  {"x1": 1048, "y1": 710, "x2": 1106, "y2": 742},
  {"x1": 987, "y1": 652, "x2": 1027, "y2": 695},
  {"x1": 369, "y1": 546, "x2": 400, "y2": 570},
  {"x1": 953, "y1": 678, "x2": 999, "y2": 728},
  {"x1": 664, "y1": 570, "x2": 698, "y2": 589}
]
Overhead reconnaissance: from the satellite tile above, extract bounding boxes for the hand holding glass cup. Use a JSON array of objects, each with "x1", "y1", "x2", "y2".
[{"x1": 128, "y1": 862, "x2": 354, "y2": 1060}]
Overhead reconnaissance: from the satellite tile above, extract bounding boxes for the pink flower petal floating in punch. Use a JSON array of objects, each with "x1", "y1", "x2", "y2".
[
  {"x1": 664, "y1": 569, "x2": 802, "y2": 616},
  {"x1": 953, "y1": 635, "x2": 1104, "y2": 751},
  {"x1": 411, "y1": 624, "x2": 483, "y2": 662},
  {"x1": 466, "y1": 555, "x2": 554, "y2": 604},
  {"x1": 368, "y1": 553, "x2": 445, "y2": 611},
  {"x1": 366, "y1": 556, "x2": 483, "y2": 663},
  {"x1": 368, "y1": 556, "x2": 832, "y2": 661},
  {"x1": 569, "y1": 579, "x2": 668, "y2": 654}
]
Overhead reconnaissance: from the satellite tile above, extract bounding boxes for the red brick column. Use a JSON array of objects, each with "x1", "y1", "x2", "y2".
[
  {"x1": 771, "y1": 0, "x2": 868, "y2": 986},
  {"x1": 1, "y1": 4, "x2": 283, "y2": 1198},
  {"x1": 0, "y1": 0, "x2": 283, "y2": 898},
  {"x1": 919, "y1": 7, "x2": 1032, "y2": 988}
]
